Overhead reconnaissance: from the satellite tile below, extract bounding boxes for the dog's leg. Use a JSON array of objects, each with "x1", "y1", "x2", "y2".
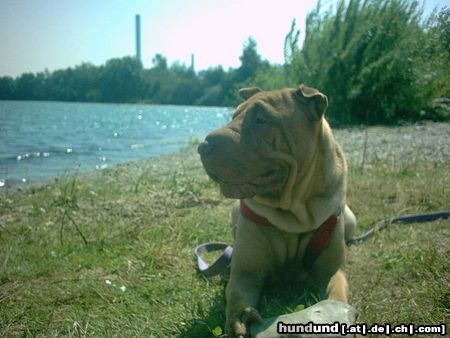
[
  {"x1": 226, "y1": 271, "x2": 265, "y2": 338},
  {"x1": 305, "y1": 217, "x2": 347, "y2": 302},
  {"x1": 225, "y1": 220, "x2": 271, "y2": 337},
  {"x1": 327, "y1": 268, "x2": 348, "y2": 303}
]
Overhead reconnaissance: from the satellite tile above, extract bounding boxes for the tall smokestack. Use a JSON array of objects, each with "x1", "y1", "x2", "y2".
[
  {"x1": 135, "y1": 14, "x2": 141, "y2": 62},
  {"x1": 191, "y1": 54, "x2": 195, "y2": 72}
]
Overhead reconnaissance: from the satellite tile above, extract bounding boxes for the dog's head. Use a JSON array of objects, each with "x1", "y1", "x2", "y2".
[{"x1": 198, "y1": 85, "x2": 328, "y2": 200}]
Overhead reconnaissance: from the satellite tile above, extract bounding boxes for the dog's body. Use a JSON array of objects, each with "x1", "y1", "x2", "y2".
[{"x1": 198, "y1": 85, "x2": 356, "y2": 337}]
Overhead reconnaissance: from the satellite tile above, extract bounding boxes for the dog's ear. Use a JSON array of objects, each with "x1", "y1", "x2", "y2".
[
  {"x1": 295, "y1": 85, "x2": 328, "y2": 119},
  {"x1": 239, "y1": 87, "x2": 262, "y2": 100}
]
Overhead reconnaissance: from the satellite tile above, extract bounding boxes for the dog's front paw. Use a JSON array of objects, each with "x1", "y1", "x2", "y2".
[{"x1": 226, "y1": 307, "x2": 262, "y2": 338}]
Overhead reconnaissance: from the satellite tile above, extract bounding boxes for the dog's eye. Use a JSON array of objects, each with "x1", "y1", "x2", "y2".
[{"x1": 254, "y1": 114, "x2": 267, "y2": 125}]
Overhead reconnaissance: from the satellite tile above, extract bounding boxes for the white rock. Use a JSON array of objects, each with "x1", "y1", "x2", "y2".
[{"x1": 251, "y1": 300, "x2": 357, "y2": 338}]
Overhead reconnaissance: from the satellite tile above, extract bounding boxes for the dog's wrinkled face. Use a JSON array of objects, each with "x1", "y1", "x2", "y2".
[{"x1": 198, "y1": 85, "x2": 328, "y2": 199}]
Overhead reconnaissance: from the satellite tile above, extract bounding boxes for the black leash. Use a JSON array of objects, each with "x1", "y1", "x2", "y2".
[{"x1": 346, "y1": 210, "x2": 450, "y2": 245}]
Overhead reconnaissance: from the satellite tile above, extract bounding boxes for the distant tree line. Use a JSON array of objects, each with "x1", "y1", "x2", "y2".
[
  {"x1": 0, "y1": 0, "x2": 448, "y2": 125},
  {"x1": 0, "y1": 38, "x2": 265, "y2": 108}
]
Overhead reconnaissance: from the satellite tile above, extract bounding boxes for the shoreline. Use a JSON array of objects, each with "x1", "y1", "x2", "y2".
[
  {"x1": 1, "y1": 121, "x2": 448, "y2": 193},
  {"x1": 0, "y1": 145, "x2": 198, "y2": 192}
]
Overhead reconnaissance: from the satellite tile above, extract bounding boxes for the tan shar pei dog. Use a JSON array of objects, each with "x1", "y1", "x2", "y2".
[{"x1": 197, "y1": 85, "x2": 357, "y2": 338}]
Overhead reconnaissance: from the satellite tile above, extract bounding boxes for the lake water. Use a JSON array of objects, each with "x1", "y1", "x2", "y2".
[{"x1": 0, "y1": 101, "x2": 231, "y2": 188}]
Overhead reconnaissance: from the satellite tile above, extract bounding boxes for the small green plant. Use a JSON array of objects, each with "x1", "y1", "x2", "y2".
[
  {"x1": 51, "y1": 176, "x2": 87, "y2": 245},
  {"x1": 211, "y1": 326, "x2": 223, "y2": 337},
  {"x1": 294, "y1": 304, "x2": 305, "y2": 312}
]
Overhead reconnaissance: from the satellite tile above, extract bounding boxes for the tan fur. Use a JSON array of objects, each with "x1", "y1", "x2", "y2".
[{"x1": 198, "y1": 85, "x2": 357, "y2": 337}]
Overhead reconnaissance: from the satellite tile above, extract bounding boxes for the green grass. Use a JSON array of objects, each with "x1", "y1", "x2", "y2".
[{"x1": 1, "y1": 140, "x2": 449, "y2": 337}]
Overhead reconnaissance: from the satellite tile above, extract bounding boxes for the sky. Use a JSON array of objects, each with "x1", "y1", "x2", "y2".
[{"x1": 0, "y1": 0, "x2": 448, "y2": 77}]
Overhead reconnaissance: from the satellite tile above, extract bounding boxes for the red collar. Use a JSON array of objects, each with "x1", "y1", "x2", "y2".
[
  {"x1": 239, "y1": 200, "x2": 339, "y2": 270},
  {"x1": 240, "y1": 199, "x2": 273, "y2": 226}
]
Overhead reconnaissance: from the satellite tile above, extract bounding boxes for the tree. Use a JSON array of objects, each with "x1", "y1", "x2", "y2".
[
  {"x1": 14, "y1": 73, "x2": 47, "y2": 100},
  {"x1": 152, "y1": 54, "x2": 168, "y2": 72},
  {"x1": 197, "y1": 67, "x2": 226, "y2": 106},
  {"x1": 100, "y1": 57, "x2": 146, "y2": 102},
  {"x1": 199, "y1": 66, "x2": 225, "y2": 87},
  {"x1": 287, "y1": 0, "x2": 446, "y2": 125},
  {"x1": 71, "y1": 63, "x2": 102, "y2": 101},
  {"x1": 47, "y1": 68, "x2": 78, "y2": 101},
  {"x1": 167, "y1": 62, "x2": 202, "y2": 104},
  {"x1": 236, "y1": 37, "x2": 263, "y2": 83},
  {"x1": 0, "y1": 76, "x2": 16, "y2": 99},
  {"x1": 418, "y1": 7, "x2": 450, "y2": 98},
  {"x1": 284, "y1": 19, "x2": 300, "y2": 64}
]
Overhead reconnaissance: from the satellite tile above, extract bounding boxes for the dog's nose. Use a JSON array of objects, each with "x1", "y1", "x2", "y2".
[{"x1": 198, "y1": 141, "x2": 213, "y2": 156}]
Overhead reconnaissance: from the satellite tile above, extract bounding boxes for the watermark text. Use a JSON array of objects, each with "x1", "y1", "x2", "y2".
[{"x1": 277, "y1": 321, "x2": 447, "y2": 336}]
